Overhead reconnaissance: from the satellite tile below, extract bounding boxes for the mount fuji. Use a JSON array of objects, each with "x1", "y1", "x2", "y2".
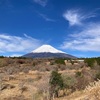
[{"x1": 23, "y1": 45, "x2": 77, "y2": 59}]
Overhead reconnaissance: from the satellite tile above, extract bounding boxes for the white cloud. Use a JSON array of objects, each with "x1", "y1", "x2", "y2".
[
  {"x1": 63, "y1": 9, "x2": 96, "y2": 26},
  {"x1": 0, "y1": 34, "x2": 42, "y2": 53},
  {"x1": 10, "y1": 54, "x2": 22, "y2": 57},
  {"x1": 61, "y1": 23, "x2": 100, "y2": 52},
  {"x1": 39, "y1": 13, "x2": 55, "y2": 22},
  {"x1": 33, "y1": 0, "x2": 47, "y2": 7}
]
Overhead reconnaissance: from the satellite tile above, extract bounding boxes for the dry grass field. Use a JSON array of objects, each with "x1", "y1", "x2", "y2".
[{"x1": 0, "y1": 57, "x2": 100, "y2": 100}]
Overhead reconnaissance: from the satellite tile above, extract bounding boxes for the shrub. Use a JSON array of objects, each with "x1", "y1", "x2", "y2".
[
  {"x1": 96, "y1": 57, "x2": 100, "y2": 65},
  {"x1": 0, "y1": 56, "x2": 5, "y2": 58},
  {"x1": 63, "y1": 75, "x2": 76, "y2": 87},
  {"x1": 0, "y1": 58, "x2": 9, "y2": 67},
  {"x1": 17, "y1": 60, "x2": 25, "y2": 64},
  {"x1": 62, "y1": 74, "x2": 77, "y2": 92},
  {"x1": 75, "y1": 68, "x2": 94, "y2": 90},
  {"x1": 75, "y1": 71, "x2": 82, "y2": 77},
  {"x1": 59, "y1": 65, "x2": 66, "y2": 71},
  {"x1": 70, "y1": 60, "x2": 74, "y2": 65},
  {"x1": 84, "y1": 58, "x2": 98, "y2": 68},
  {"x1": 49, "y1": 71, "x2": 64, "y2": 98},
  {"x1": 95, "y1": 72, "x2": 100, "y2": 80},
  {"x1": 55, "y1": 59, "x2": 65, "y2": 65},
  {"x1": 75, "y1": 76, "x2": 88, "y2": 90}
]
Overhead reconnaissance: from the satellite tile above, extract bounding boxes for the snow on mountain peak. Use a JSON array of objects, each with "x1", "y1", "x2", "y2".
[{"x1": 32, "y1": 45, "x2": 65, "y2": 53}]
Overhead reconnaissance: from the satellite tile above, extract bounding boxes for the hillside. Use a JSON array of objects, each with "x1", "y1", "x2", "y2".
[{"x1": 23, "y1": 45, "x2": 77, "y2": 59}]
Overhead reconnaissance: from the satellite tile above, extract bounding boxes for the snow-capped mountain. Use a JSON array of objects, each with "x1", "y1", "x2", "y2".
[
  {"x1": 32, "y1": 45, "x2": 65, "y2": 53},
  {"x1": 23, "y1": 45, "x2": 77, "y2": 59}
]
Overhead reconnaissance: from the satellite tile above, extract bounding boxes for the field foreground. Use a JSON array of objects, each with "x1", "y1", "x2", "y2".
[{"x1": 0, "y1": 57, "x2": 100, "y2": 100}]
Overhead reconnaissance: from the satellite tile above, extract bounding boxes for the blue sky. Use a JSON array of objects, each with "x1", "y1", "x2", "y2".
[{"x1": 0, "y1": 0, "x2": 100, "y2": 57}]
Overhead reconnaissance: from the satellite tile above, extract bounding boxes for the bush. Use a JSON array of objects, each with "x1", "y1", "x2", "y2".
[
  {"x1": 84, "y1": 58, "x2": 95, "y2": 68},
  {"x1": 17, "y1": 60, "x2": 25, "y2": 64},
  {"x1": 84, "y1": 57, "x2": 100, "y2": 68},
  {"x1": 62, "y1": 74, "x2": 76, "y2": 92},
  {"x1": 75, "y1": 68, "x2": 93, "y2": 90},
  {"x1": 75, "y1": 71, "x2": 82, "y2": 77},
  {"x1": 59, "y1": 65, "x2": 67, "y2": 71},
  {"x1": 95, "y1": 72, "x2": 100, "y2": 80},
  {"x1": 55, "y1": 59, "x2": 65, "y2": 65},
  {"x1": 0, "y1": 56, "x2": 5, "y2": 58},
  {"x1": 0, "y1": 58, "x2": 9, "y2": 67},
  {"x1": 49, "y1": 71, "x2": 64, "y2": 98}
]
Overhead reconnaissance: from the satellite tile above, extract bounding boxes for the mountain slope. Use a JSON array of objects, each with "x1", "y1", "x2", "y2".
[
  {"x1": 23, "y1": 45, "x2": 77, "y2": 59},
  {"x1": 32, "y1": 45, "x2": 65, "y2": 53}
]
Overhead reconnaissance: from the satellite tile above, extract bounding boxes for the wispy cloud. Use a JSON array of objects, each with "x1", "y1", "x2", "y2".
[
  {"x1": 39, "y1": 13, "x2": 55, "y2": 22},
  {"x1": 61, "y1": 23, "x2": 100, "y2": 52},
  {"x1": 63, "y1": 9, "x2": 96, "y2": 26},
  {"x1": 33, "y1": 0, "x2": 48, "y2": 7},
  {"x1": 0, "y1": 34, "x2": 42, "y2": 53}
]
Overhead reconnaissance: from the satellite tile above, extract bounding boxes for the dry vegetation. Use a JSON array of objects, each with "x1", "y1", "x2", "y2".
[{"x1": 0, "y1": 57, "x2": 100, "y2": 100}]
